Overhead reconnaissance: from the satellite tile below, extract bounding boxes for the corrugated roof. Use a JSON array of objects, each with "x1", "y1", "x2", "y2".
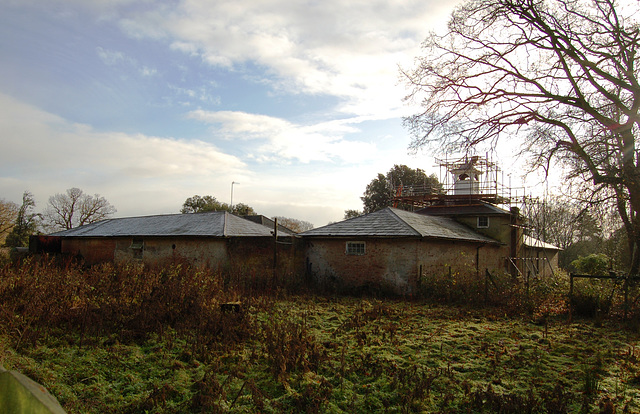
[
  {"x1": 523, "y1": 235, "x2": 561, "y2": 250},
  {"x1": 301, "y1": 207, "x2": 498, "y2": 244},
  {"x1": 50, "y1": 212, "x2": 274, "y2": 238}
]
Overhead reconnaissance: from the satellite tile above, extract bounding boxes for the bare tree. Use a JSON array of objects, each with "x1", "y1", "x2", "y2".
[
  {"x1": 46, "y1": 187, "x2": 116, "y2": 230},
  {"x1": 273, "y1": 216, "x2": 314, "y2": 232},
  {"x1": 528, "y1": 196, "x2": 601, "y2": 250},
  {"x1": 403, "y1": 0, "x2": 640, "y2": 274}
]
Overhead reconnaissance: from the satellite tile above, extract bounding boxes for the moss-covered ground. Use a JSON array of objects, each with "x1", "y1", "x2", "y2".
[{"x1": 2, "y1": 296, "x2": 640, "y2": 413}]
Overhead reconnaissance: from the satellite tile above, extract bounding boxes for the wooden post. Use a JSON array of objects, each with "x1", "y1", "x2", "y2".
[
  {"x1": 485, "y1": 269, "x2": 489, "y2": 304},
  {"x1": 448, "y1": 266, "x2": 452, "y2": 302},
  {"x1": 624, "y1": 274, "x2": 629, "y2": 320},
  {"x1": 569, "y1": 273, "x2": 574, "y2": 323},
  {"x1": 273, "y1": 218, "x2": 278, "y2": 286}
]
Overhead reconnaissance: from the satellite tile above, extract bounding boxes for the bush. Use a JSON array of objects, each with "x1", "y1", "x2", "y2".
[
  {"x1": 570, "y1": 292, "x2": 612, "y2": 318},
  {"x1": 571, "y1": 253, "x2": 611, "y2": 276},
  {"x1": 417, "y1": 266, "x2": 489, "y2": 304},
  {"x1": 0, "y1": 257, "x2": 272, "y2": 350},
  {"x1": 260, "y1": 312, "x2": 328, "y2": 382},
  {"x1": 569, "y1": 278, "x2": 614, "y2": 318}
]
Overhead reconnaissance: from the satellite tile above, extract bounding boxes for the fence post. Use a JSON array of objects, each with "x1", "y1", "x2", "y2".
[
  {"x1": 569, "y1": 273, "x2": 574, "y2": 323},
  {"x1": 624, "y1": 274, "x2": 629, "y2": 320},
  {"x1": 484, "y1": 269, "x2": 489, "y2": 304},
  {"x1": 448, "y1": 266, "x2": 452, "y2": 302}
]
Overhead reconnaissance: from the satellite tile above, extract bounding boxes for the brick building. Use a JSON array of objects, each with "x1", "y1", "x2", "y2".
[
  {"x1": 301, "y1": 207, "x2": 505, "y2": 295},
  {"x1": 41, "y1": 212, "x2": 300, "y2": 274}
]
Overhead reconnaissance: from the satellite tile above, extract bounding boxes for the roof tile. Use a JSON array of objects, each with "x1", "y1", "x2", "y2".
[
  {"x1": 50, "y1": 212, "x2": 274, "y2": 238},
  {"x1": 301, "y1": 207, "x2": 498, "y2": 244}
]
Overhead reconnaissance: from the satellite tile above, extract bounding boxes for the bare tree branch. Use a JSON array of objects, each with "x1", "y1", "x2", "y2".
[{"x1": 403, "y1": 0, "x2": 640, "y2": 274}]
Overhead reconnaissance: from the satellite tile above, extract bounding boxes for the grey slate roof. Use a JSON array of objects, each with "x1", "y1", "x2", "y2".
[
  {"x1": 300, "y1": 207, "x2": 498, "y2": 244},
  {"x1": 242, "y1": 215, "x2": 297, "y2": 235},
  {"x1": 50, "y1": 212, "x2": 274, "y2": 238}
]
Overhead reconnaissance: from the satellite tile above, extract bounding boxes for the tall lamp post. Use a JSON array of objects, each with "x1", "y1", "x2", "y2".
[{"x1": 230, "y1": 181, "x2": 239, "y2": 211}]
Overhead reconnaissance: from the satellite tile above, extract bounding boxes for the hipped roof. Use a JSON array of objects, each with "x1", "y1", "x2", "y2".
[
  {"x1": 301, "y1": 207, "x2": 498, "y2": 244},
  {"x1": 50, "y1": 212, "x2": 274, "y2": 238}
]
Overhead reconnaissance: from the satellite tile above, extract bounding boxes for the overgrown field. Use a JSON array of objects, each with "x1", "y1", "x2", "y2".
[{"x1": 1, "y1": 258, "x2": 640, "y2": 413}]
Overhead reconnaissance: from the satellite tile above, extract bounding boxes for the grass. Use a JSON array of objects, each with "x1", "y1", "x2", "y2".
[
  {"x1": 1, "y1": 258, "x2": 639, "y2": 413},
  {"x1": 2, "y1": 297, "x2": 640, "y2": 413}
]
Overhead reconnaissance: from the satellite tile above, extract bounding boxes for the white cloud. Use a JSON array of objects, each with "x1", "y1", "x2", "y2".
[
  {"x1": 96, "y1": 47, "x2": 125, "y2": 65},
  {"x1": 95, "y1": 46, "x2": 159, "y2": 79},
  {"x1": 0, "y1": 0, "x2": 468, "y2": 226},
  {"x1": 0, "y1": 93, "x2": 245, "y2": 216},
  {"x1": 109, "y1": 0, "x2": 463, "y2": 118},
  {"x1": 139, "y1": 66, "x2": 157, "y2": 77},
  {"x1": 0, "y1": 93, "x2": 391, "y2": 225},
  {"x1": 188, "y1": 110, "x2": 378, "y2": 163},
  {"x1": 168, "y1": 85, "x2": 220, "y2": 106}
]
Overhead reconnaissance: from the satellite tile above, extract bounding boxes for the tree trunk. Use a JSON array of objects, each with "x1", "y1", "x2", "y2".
[{"x1": 621, "y1": 128, "x2": 640, "y2": 276}]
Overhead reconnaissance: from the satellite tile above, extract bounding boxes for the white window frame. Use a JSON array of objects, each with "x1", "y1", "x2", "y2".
[
  {"x1": 477, "y1": 216, "x2": 490, "y2": 228},
  {"x1": 346, "y1": 241, "x2": 366, "y2": 256}
]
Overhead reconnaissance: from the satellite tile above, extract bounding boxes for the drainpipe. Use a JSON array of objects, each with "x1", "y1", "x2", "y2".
[
  {"x1": 476, "y1": 244, "x2": 483, "y2": 278},
  {"x1": 510, "y1": 206, "x2": 520, "y2": 278}
]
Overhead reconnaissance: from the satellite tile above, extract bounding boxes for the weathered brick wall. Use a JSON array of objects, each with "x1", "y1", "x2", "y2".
[
  {"x1": 124, "y1": 238, "x2": 230, "y2": 269},
  {"x1": 61, "y1": 238, "x2": 117, "y2": 265},
  {"x1": 305, "y1": 238, "x2": 508, "y2": 295},
  {"x1": 62, "y1": 237, "x2": 272, "y2": 270},
  {"x1": 305, "y1": 238, "x2": 418, "y2": 294},
  {"x1": 415, "y1": 240, "x2": 507, "y2": 278}
]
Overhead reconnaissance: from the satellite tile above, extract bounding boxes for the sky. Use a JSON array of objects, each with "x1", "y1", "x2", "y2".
[{"x1": 0, "y1": 0, "x2": 536, "y2": 228}]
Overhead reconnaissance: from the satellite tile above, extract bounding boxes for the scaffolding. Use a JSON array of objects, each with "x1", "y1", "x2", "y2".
[
  {"x1": 391, "y1": 153, "x2": 558, "y2": 279},
  {"x1": 392, "y1": 154, "x2": 511, "y2": 209},
  {"x1": 513, "y1": 195, "x2": 558, "y2": 278}
]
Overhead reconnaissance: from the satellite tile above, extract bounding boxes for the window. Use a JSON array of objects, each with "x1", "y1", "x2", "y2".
[
  {"x1": 346, "y1": 241, "x2": 366, "y2": 255},
  {"x1": 477, "y1": 216, "x2": 489, "y2": 228},
  {"x1": 130, "y1": 238, "x2": 144, "y2": 259}
]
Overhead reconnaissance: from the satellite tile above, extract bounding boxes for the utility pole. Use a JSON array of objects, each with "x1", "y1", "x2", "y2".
[{"x1": 230, "y1": 181, "x2": 239, "y2": 211}]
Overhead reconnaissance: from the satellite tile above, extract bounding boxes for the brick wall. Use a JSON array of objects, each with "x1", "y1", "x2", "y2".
[
  {"x1": 305, "y1": 237, "x2": 508, "y2": 295},
  {"x1": 61, "y1": 236, "x2": 281, "y2": 271}
]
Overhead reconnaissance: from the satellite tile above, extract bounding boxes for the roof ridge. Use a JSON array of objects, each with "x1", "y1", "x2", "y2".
[
  {"x1": 386, "y1": 208, "x2": 422, "y2": 237},
  {"x1": 223, "y1": 211, "x2": 229, "y2": 236}
]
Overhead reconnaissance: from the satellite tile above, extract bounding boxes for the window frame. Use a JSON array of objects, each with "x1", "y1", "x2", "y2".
[
  {"x1": 130, "y1": 238, "x2": 144, "y2": 259},
  {"x1": 477, "y1": 216, "x2": 490, "y2": 228},
  {"x1": 345, "y1": 241, "x2": 366, "y2": 256}
]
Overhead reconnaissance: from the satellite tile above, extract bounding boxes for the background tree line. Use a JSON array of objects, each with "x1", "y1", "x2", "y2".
[
  {"x1": 344, "y1": 164, "x2": 443, "y2": 219},
  {"x1": 348, "y1": 163, "x2": 631, "y2": 273},
  {"x1": 528, "y1": 194, "x2": 629, "y2": 272},
  {"x1": 1, "y1": 188, "x2": 117, "y2": 248},
  {"x1": 1, "y1": 189, "x2": 317, "y2": 249},
  {"x1": 180, "y1": 194, "x2": 314, "y2": 233}
]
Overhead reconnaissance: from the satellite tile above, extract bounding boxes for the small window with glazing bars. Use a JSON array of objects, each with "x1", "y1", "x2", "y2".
[{"x1": 346, "y1": 241, "x2": 366, "y2": 255}]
